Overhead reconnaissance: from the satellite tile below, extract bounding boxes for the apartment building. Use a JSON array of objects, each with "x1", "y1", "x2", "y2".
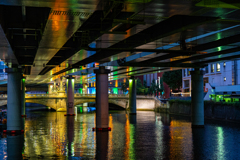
[{"x1": 182, "y1": 60, "x2": 240, "y2": 101}]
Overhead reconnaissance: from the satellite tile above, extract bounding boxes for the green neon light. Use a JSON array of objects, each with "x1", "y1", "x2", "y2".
[
  {"x1": 79, "y1": 88, "x2": 83, "y2": 94},
  {"x1": 196, "y1": 0, "x2": 240, "y2": 9},
  {"x1": 218, "y1": 47, "x2": 222, "y2": 52},
  {"x1": 112, "y1": 88, "x2": 118, "y2": 94}
]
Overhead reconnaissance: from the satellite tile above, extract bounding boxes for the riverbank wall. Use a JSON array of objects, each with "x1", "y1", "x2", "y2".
[{"x1": 157, "y1": 100, "x2": 240, "y2": 122}]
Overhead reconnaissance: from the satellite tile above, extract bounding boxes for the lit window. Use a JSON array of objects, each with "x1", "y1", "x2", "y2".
[
  {"x1": 224, "y1": 77, "x2": 226, "y2": 81},
  {"x1": 217, "y1": 63, "x2": 220, "y2": 72},
  {"x1": 211, "y1": 64, "x2": 214, "y2": 73},
  {"x1": 183, "y1": 69, "x2": 186, "y2": 77},
  {"x1": 187, "y1": 69, "x2": 190, "y2": 76}
]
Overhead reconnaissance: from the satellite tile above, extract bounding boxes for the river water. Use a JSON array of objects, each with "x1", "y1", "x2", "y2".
[{"x1": 1, "y1": 110, "x2": 240, "y2": 159}]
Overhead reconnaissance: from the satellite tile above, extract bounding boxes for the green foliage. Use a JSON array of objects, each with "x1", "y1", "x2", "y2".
[
  {"x1": 120, "y1": 80, "x2": 129, "y2": 94},
  {"x1": 144, "y1": 88, "x2": 148, "y2": 94},
  {"x1": 149, "y1": 79, "x2": 156, "y2": 94},
  {"x1": 121, "y1": 78, "x2": 164, "y2": 95},
  {"x1": 143, "y1": 80, "x2": 147, "y2": 88},
  {"x1": 148, "y1": 79, "x2": 164, "y2": 95},
  {"x1": 157, "y1": 78, "x2": 164, "y2": 94},
  {"x1": 162, "y1": 70, "x2": 182, "y2": 90},
  {"x1": 136, "y1": 79, "x2": 147, "y2": 95}
]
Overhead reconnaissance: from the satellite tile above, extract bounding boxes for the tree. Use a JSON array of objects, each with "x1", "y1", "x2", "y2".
[
  {"x1": 162, "y1": 70, "x2": 182, "y2": 90},
  {"x1": 143, "y1": 80, "x2": 147, "y2": 88},
  {"x1": 156, "y1": 78, "x2": 164, "y2": 94},
  {"x1": 148, "y1": 79, "x2": 164, "y2": 96},
  {"x1": 121, "y1": 80, "x2": 129, "y2": 94},
  {"x1": 136, "y1": 79, "x2": 145, "y2": 95},
  {"x1": 149, "y1": 79, "x2": 157, "y2": 95}
]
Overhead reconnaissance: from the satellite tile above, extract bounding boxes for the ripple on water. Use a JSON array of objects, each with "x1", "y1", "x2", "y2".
[{"x1": 1, "y1": 111, "x2": 240, "y2": 159}]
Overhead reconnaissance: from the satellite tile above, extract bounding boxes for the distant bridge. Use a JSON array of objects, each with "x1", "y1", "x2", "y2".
[{"x1": 0, "y1": 94, "x2": 160, "y2": 111}]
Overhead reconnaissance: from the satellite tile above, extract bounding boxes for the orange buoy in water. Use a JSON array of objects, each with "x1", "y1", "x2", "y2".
[{"x1": 2, "y1": 119, "x2": 7, "y2": 124}]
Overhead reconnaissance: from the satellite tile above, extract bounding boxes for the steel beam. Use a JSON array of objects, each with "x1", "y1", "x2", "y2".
[
  {"x1": 86, "y1": 47, "x2": 197, "y2": 55},
  {"x1": 173, "y1": 46, "x2": 240, "y2": 64}
]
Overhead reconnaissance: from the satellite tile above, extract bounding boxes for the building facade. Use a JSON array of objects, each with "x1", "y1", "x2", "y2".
[
  {"x1": 182, "y1": 60, "x2": 240, "y2": 101},
  {"x1": 0, "y1": 60, "x2": 7, "y2": 81},
  {"x1": 142, "y1": 72, "x2": 170, "y2": 99},
  {"x1": 106, "y1": 72, "x2": 170, "y2": 98}
]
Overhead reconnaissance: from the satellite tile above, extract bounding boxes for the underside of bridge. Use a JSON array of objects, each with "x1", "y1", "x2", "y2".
[
  {"x1": 2, "y1": 0, "x2": 240, "y2": 132},
  {"x1": 0, "y1": 0, "x2": 240, "y2": 84}
]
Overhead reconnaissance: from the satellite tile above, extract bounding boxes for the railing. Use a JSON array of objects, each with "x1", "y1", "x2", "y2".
[
  {"x1": 136, "y1": 95, "x2": 155, "y2": 98},
  {"x1": 26, "y1": 94, "x2": 50, "y2": 97},
  {"x1": 23, "y1": 93, "x2": 155, "y2": 98}
]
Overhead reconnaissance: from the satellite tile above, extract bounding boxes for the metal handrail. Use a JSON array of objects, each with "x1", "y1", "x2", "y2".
[{"x1": 25, "y1": 93, "x2": 155, "y2": 98}]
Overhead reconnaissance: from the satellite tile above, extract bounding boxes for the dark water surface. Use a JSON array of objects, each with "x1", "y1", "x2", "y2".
[{"x1": 1, "y1": 111, "x2": 240, "y2": 160}]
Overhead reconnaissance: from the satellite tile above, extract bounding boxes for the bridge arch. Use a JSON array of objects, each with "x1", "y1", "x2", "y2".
[
  {"x1": 2, "y1": 97, "x2": 129, "y2": 111},
  {"x1": 25, "y1": 102, "x2": 55, "y2": 111},
  {"x1": 25, "y1": 98, "x2": 67, "y2": 111}
]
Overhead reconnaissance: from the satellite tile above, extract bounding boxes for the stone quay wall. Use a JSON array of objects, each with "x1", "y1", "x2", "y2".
[{"x1": 159, "y1": 100, "x2": 240, "y2": 122}]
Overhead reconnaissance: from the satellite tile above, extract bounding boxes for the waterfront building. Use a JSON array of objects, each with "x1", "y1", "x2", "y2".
[
  {"x1": 80, "y1": 72, "x2": 171, "y2": 98},
  {"x1": 107, "y1": 72, "x2": 170, "y2": 98},
  {"x1": 182, "y1": 60, "x2": 240, "y2": 102},
  {"x1": 0, "y1": 60, "x2": 7, "y2": 81}
]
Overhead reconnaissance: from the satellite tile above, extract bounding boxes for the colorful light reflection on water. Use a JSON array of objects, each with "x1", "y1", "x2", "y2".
[{"x1": 1, "y1": 111, "x2": 240, "y2": 159}]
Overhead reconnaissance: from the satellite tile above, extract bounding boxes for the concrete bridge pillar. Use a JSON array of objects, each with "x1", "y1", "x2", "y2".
[
  {"x1": 191, "y1": 68, "x2": 204, "y2": 128},
  {"x1": 7, "y1": 134, "x2": 24, "y2": 160},
  {"x1": 96, "y1": 132, "x2": 109, "y2": 159},
  {"x1": 67, "y1": 116, "x2": 75, "y2": 156},
  {"x1": 21, "y1": 76, "x2": 26, "y2": 117},
  {"x1": 65, "y1": 75, "x2": 75, "y2": 116},
  {"x1": 6, "y1": 68, "x2": 22, "y2": 133},
  {"x1": 129, "y1": 76, "x2": 136, "y2": 114},
  {"x1": 94, "y1": 66, "x2": 110, "y2": 130}
]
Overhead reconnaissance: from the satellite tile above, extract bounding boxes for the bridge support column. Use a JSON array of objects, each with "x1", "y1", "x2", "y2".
[
  {"x1": 65, "y1": 75, "x2": 75, "y2": 116},
  {"x1": 7, "y1": 134, "x2": 24, "y2": 160},
  {"x1": 191, "y1": 68, "x2": 204, "y2": 128},
  {"x1": 6, "y1": 68, "x2": 22, "y2": 133},
  {"x1": 21, "y1": 76, "x2": 26, "y2": 118},
  {"x1": 129, "y1": 76, "x2": 136, "y2": 114},
  {"x1": 94, "y1": 66, "x2": 110, "y2": 130}
]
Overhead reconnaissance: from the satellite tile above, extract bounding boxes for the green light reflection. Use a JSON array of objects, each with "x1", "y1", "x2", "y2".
[
  {"x1": 129, "y1": 124, "x2": 135, "y2": 159},
  {"x1": 217, "y1": 127, "x2": 225, "y2": 160}
]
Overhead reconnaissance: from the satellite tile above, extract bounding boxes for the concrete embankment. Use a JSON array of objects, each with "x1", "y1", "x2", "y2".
[{"x1": 157, "y1": 100, "x2": 240, "y2": 122}]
